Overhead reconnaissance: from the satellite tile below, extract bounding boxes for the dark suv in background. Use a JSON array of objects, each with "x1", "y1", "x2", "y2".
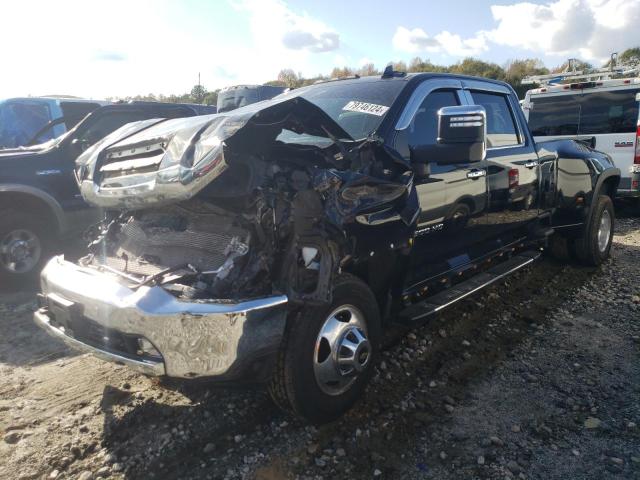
[{"x1": 0, "y1": 102, "x2": 214, "y2": 282}]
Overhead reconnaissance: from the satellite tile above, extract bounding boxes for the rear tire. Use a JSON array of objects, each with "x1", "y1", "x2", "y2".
[
  {"x1": 571, "y1": 195, "x2": 614, "y2": 266},
  {"x1": 269, "y1": 273, "x2": 381, "y2": 424},
  {"x1": 0, "y1": 210, "x2": 53, "y2": 284}
]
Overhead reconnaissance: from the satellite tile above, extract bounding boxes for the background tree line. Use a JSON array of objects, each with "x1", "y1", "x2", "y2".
[{"x1": 111, "y1": 47, "x2": 640, "y2": 105}]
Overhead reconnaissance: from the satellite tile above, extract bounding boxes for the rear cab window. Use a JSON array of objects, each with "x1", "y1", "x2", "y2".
[{"x1": 470, "y1": 91, "x2": 521, "y2": 148}]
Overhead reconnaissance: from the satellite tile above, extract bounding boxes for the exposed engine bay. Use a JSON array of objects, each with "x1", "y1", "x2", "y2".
[{"x1": 76, "y1": 91, "x2": 418, "y2": 304}]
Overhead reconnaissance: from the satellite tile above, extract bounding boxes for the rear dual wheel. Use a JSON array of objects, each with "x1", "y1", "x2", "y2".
[
  {"x1": 572, "y1": 194, "x2": 614, "y2": 266},
  {"x1": 548, "y1": 195, "x2": 614, "y2": 266},
  {"x1": 269, "y1": 274, "x2": 381, "y2": 424}
]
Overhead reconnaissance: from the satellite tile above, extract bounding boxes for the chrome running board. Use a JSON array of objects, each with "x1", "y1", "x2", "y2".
[{"x1": 398, "y1": 250, "x2": 541, "y2": 322}]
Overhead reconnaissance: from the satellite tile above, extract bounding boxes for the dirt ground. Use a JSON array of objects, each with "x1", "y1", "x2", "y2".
[{"x1": 1, "y1": 216, "x2": 639, "y2": 480}]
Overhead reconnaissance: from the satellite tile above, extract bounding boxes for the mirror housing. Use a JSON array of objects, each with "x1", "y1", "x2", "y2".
[
  {"x1": 411, "y1": 105, "x2": 487, "y2": 165},
  {"x1": 412, "y1": 161, "x2": 430, "y2": 179}
]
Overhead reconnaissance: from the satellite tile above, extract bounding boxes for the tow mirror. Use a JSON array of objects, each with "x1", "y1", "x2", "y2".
[{"x1": 411, "y1": 105, "x2": 487, "y2": 165}]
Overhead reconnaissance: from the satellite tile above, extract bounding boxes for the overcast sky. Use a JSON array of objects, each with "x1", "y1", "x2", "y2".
[{"x1": 1, "y1": 0, "x2": 639, "y2": 99}]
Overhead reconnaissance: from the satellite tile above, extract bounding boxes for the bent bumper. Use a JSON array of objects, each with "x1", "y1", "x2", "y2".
[{"x1": 34, "y1": 256, "x2": 288, "y2": 381}]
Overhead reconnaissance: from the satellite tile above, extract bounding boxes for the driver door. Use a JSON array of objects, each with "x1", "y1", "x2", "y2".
[{"x1": 406, "y1": 88, "x2": 488, "y2": 284}]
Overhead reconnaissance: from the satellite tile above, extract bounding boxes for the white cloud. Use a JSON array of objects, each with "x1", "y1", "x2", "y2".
[
  {"x1": 392, "y1": 26, "x2": 488, "y2": 57},
  {"x1": 393, "y1": 0, "x2": 640, "y2": 64},
  {"x1": 224, "y1": 0, "x2": 342, "y2": 85},
  {"x1": 234, "y1": 0, "x2": 339, "y2": 53},
  {"x1": 392, "y1": 27, "x2": 440, "y2": 53},
  {"x1": 434, "y1": 31, "x2": 489, "y2": 57},
  {"x1": 0, "y1": 0, "x2": 342, "y2": 98},
  {"x1": 488, "y1": 0, "x2": 640, "y2": 62}
]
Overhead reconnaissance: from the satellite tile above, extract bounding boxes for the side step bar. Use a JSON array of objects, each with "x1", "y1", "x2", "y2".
[{"x1": 398, "y1": 250, "x2": 541, "y2": 323}]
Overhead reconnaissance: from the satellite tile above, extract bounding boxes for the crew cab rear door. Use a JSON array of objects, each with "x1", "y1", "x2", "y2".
[{"x1": 462, "y1": 81, "x2": 542, "y2": 239}]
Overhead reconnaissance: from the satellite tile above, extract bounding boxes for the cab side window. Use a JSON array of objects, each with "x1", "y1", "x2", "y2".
[
  {"x1": 579, "y1": 90, "x2": 640, "y2": 134},
  {"x1": 470, "y1": 91, "x2": 520, "y2": 148},
  {"x1": 60, "y1": 102, "x2": 100, "y2": 130},
  {"x1": 76, "y1": 111, "x2": 154, "y2": 147},
  {"x1": 408, "y1": 90, "x2": 460, "y2": 146}
]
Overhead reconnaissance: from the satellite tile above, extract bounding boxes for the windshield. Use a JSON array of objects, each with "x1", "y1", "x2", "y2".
[
  {"x1": 0, "y1": 100, "x2": 53, "y2": 148},
  {"x1": 292, "y1": 79, "x2": 405, "y2": 140}
]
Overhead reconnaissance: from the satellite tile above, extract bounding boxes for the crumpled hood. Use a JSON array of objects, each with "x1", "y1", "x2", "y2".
[{"x1": 76, "y1": 94, "x2": 353, "y2": 209}]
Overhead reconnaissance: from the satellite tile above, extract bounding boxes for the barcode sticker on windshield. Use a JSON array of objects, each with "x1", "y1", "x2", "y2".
[{"x1": 342, "y1": 101, "x2": 389, "y2": 116}]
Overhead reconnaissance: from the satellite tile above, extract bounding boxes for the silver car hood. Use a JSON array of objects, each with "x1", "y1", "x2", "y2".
[{"x1": 76, "y1": 95, "x2": 353, "y2": 210}]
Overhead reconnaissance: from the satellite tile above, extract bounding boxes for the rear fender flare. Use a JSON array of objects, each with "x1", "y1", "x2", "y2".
[{"x1": 583, "y1": 168, "x2": 620, "y2": 235}]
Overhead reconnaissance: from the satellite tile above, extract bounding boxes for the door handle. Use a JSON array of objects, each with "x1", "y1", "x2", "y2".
[
  {"x1": 466, "y1": 169, "x2": 486, "y2": 179},
  {"x1": 524, "y1": 161, "x2": 539, "y2": 169}
]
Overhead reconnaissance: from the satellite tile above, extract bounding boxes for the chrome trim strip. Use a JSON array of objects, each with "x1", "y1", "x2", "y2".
[{"x1": 553, "y1": 222, "x2": 584, "y2": 228}]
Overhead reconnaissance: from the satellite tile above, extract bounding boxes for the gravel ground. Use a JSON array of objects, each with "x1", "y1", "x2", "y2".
[{"x1": 0, "y1": 216, "x2": 638, "y2": 480}]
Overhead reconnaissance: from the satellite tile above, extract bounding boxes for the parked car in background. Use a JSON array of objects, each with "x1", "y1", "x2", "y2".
[
  {"x1": 34, "y1": 71, "x2": 619, "y2": 422},
  {"x1": 0, "y1": 97, "x2": 108, "y2": 149},
  {"x1": 523, "y1": 77, "x2": 640, "y2": 205},
  {"x1": 216, "y1": 84, "x2": 287, "y2": 112},
  {"x1": 0, "y1": 102, "x2": 210, "y2": 282}
]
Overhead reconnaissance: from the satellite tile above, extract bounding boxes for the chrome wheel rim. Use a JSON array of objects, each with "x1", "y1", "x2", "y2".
[
  {"x1": 597, "y1": 209, "x2": 612, "y2": 253},
  {"x1": 0, "y1": 229, "x2": 42, "y2": 274},
  {"x1": 313, "y1": 305, "x2": 370, "y2": 396}
]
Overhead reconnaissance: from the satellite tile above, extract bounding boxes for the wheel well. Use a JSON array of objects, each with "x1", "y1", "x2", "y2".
[
  {"x1": 600, "y1": 176, "x2": 619, "y2": 199},
  {"x1": 458, "y1": 197, "x2": 475, "y2": 211},
  {"x1": 343, "y1": 252, "x2": 401, "y2": 321},
  {"x1": 445, "y1": 196, "x2": 475, "y2": 219},
  {"x1": 0, "y1": 192, "x2": 60, "y2": 233}
]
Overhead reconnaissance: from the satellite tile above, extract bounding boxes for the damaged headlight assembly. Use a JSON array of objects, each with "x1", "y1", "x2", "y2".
[{"x1": 78, "y1": 116, "x2": 232, "y2": 209}]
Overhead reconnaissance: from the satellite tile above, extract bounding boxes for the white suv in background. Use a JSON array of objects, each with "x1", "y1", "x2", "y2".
[{"x1": 523, "y1": 78, "x2": 640, "y2": 205}]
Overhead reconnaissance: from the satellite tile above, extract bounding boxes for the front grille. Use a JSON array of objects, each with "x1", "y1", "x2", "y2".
[{"x1": 91, "y1": 205, "x2": 249, "y2": 277}]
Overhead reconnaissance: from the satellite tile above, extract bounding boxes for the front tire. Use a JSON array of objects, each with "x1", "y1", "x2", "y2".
[
  {"x1": 572, "y1": 194, "x2": 614, "y2": 266},
  {"x1": 0, "y1": 210, "x2": 53, "y2": 284},
  {"x1": 269, "y1": 274, "x2": 381, "y2": 424}
]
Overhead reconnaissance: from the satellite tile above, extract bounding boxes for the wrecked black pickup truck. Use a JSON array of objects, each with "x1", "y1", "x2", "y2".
[{"x1": 34, "y1": 69, "x2": 620, "y2": 423}]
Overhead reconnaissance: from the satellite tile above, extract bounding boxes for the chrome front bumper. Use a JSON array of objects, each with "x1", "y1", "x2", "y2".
[{"x1": 34, "y1": 256, "x2": 288, "y2": 380}]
